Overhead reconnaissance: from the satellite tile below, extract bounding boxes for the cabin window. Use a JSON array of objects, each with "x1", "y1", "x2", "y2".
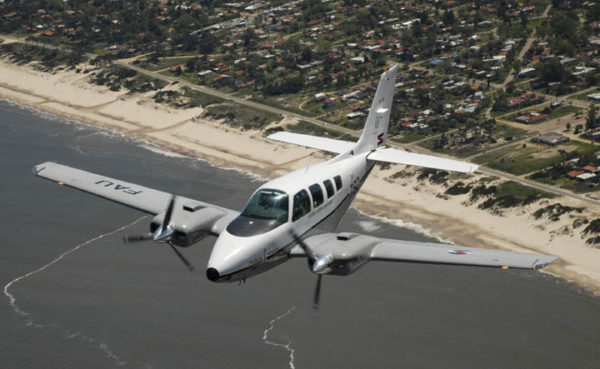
[
  {"x1": 309, "y1": 183, "x2": 324, "y2": 208},
  {"x1": 292, "y1": 189, "x2": 311, "y2": 221},
  {"x1": 324, "y1": 179, "x2": 335, "y2": 198},
  {"x1": 241, "y1": 189, "x2": 289, "y2": 223},
  {"x1": 334, "y1": 175, "x2": 343, "y2": 191}
]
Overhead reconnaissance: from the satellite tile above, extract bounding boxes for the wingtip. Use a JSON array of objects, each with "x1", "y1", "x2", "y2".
[
  {"x1": 468, "y1": 164, "x2": 479, "y2": 173},
  {"x1": 32, "y1": 162, "x2": 47, "y2": 175},
  {"x1": 385, "y1": 64, "x2": 399, "y2": 75},
  {"x1": 533, "y1": 255, "x2": 559, "y2": 269}
]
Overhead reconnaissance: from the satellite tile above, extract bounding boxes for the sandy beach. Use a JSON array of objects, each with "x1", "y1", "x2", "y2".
[{"x1": 1, "y1": 59, "x2": 599, "y2": 293}]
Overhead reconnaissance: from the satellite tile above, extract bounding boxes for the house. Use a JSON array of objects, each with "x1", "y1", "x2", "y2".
[
  {"x1": 576, "y1": 172, "x2": 596, "y2": 181},
  {"x1": 516, "y1": 112, "x2": 549, "y2": 124},
  {"x1": 531, "y1": 132, "x2": 569, "y2": 146},
  {"x1": 518, "y1": 68, "x2": 536, "y2": 78},
  {"x1": 568, "y1": 170, "x2": 585, "y2": 179},
  {"x1": 347, "y1": 112, "x2": 364, "y2": 119},
  {"x1": 588, "y1": 93, "x2": 600, "y2": 102},
  {"x1": 314, "y1": 93, "x2": 326, "y2": 102}
]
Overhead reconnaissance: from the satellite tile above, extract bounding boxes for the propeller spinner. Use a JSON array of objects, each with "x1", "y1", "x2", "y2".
[{"x1": 124, "y1": 195, "x2": 195, "y2": 271}]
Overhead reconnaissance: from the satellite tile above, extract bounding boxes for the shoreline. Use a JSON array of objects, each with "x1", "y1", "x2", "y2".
[{"x1": 2, "y1": 59, "x2": 600, "y2": 295}]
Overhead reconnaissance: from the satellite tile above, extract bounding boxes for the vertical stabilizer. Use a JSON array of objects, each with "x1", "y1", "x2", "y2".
[{"x1": 354, "y1": 65, "x2": 398, "y2": 154}]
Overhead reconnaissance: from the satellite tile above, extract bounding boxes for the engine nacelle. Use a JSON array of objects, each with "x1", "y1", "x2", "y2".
[
  {"x1": 150, "y1": 202, "x2": 226, "y2": 247},
  {"x1": 305, "y1": 233, "x2": 377, "y2": 276}
]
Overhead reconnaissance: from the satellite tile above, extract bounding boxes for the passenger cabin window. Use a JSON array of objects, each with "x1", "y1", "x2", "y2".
[
  {"x1": 324, "y1": 179, "x2": 335, "y2": 198},
  {"x1": 309, "y1": 183, "x2": 324, "y2": 208},
  {"x1": 292, "y1": 189, "x2": 311, "y2": 221},
  {"x1": 241, "y1": 189, "x2": 289, "y2": 223},
  {"x1": 334, "y1": 175, "x2": 343, "y2": 191}
]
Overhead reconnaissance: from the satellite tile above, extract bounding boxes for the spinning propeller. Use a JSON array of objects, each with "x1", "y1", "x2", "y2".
[
  {"x1": 124, "y1": 195, "x2": 195, "y2": 271},
  {"x1": 291, "y1": 233, "x2": 333, "y2": 310}
]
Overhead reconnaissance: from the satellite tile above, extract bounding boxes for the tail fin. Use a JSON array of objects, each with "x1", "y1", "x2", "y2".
[{"x1": 354, "y1": 65, "x2": 398, "y2": 154}]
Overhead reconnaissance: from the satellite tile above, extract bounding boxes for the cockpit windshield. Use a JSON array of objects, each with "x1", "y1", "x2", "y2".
[{"x1": 241, "y1": 189, "x2": 289, "y2": 223}]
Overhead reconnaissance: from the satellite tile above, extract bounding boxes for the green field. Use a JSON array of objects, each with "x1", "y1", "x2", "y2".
[
  {"x1": 504, "y1": 105, "x2": 582, "y2": 123},
  {"x1": 285, "y1": 120, "x2": 352, "y2": 140},
  {"x1": 478, "y1": 180, "x2": 555, "y2": 209},
  {"x1": 392, "y1": 131, "x2": 427, "y2": 144},
  {"x1": 571, "y1": 89, "x2": 600, "y2": 102},
  {"x1": 419, "y1": 124, "x2": 528, "y2": 158},
  {"x1": 145, "y1": 57, "x2": 193, "y2": 71},
  {"x1": 475, "y1": 141, "x2": 599, "y2": 175}
]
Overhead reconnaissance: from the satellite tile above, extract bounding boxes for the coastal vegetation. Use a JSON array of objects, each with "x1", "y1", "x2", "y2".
[
  {"x1": 584, "y1": 218, "x2": 600, "y2": 245},
  {"x1": 203, "y1": 103, "x2": 279, "y2": 130},
  {"x1": 90, "y1": 66, "x2": 167, "y2": 92},
  {"x1": 477, "y1": 181, "x2": 554, "y2": 209},
  {"x1": 533, "y1": 203, "x2": 583, "y2": 222},
  {"x1": 400, "y1": 168, "x2": 555, "y2": 212},
  {"x1": 0, "y1": 42, "x2": 84, "y2": 69},
  {"x1": 285, "y1": 120, "x2": 350, "y2": 140}
]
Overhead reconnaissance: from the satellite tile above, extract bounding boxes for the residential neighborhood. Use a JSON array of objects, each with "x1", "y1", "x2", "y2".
[{"x1": 2, "y1": 0, "x2": 600, "y2": 195}]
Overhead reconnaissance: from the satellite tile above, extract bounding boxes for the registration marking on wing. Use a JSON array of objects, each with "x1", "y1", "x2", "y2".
[{"x1": 448, "y1": 249, "x2": 471, "y2": 255}]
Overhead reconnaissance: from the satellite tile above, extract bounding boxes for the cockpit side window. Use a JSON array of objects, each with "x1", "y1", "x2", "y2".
[
  {"x1": 241, "y1": 189, "x2": 289, "y2": 223},
  {"x1": 292, "y1": 189, "x2": 311, "y2": 221},
  {"x1": 324, "y1": 179, "x2": 335, "y2": 198},
  {"x1": 334, "y1": 175, "x2": 343, "y2": 191},
  {"x1": 309, "y1": 183, "x2": 324, "y2": 208}
]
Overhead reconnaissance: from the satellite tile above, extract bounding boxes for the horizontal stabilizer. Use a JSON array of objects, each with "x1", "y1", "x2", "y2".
[
  {"x1": 267, "y1": 131, "x2": 355, "y2": 154},
  {"x1": 368, "y1": 147, "x2": 478, "y2": 173}
]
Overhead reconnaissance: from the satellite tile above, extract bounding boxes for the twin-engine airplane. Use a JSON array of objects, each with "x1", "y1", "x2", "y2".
[{"x1": 34, "y1": 65, "x2": 556, "y2": 306}]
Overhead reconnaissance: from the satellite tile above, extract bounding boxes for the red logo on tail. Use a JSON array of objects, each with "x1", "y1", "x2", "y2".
[{"x1": 377, "y1": 133, "x2": 385, "y2": 145}]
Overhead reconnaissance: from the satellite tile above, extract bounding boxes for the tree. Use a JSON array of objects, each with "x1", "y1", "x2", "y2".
[
  {"x1": 586, "y1": 104, "x2": 598, "y2": 132},
  {"x1": 242, "y1": 28, "x2": 256, "y2": 47},
  {"x1": 442, "y1": 10, "x2": 455, "y2": 25},
  {"x1": 536, "y1": 58, "x2": 569, "y2": 84}
]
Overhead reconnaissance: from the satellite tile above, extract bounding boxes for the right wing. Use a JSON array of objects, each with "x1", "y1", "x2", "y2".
[
  {"x1": 369, "y1": 239, "x2": 556, "y2": 269},
  {"x1": 33, "y1": 161, "x2": 239, "y2": 234},
  {"x1": 293, "y1": 233, "x2": 556, "y2": 270}
]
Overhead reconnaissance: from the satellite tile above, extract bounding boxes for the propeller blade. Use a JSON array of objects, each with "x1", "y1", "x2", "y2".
[
  {"x1": 163, "y1": 195, "x2": 176, "y2": 229},
  {"x1": 313, "y1": 274, "x2": 322, "y2": 310},
  {"x1": 123, "y1": 234, "x2": 153, "y2": 243},
  {"x1": 291, "y1": 232, "x2": 315, "y2": 260},
  {"x1": 168, "y1": 242, "x2": 195, "y2": 271}
]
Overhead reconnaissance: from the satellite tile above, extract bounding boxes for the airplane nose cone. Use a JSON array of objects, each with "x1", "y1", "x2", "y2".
[{"x1": 206, "y1": 268, "x2": 220, "y2": 282}]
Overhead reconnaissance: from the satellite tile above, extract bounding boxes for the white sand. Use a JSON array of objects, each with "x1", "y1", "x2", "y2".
[{"x1": 1, "y1": 58, "x2": 599, "y2": 293}]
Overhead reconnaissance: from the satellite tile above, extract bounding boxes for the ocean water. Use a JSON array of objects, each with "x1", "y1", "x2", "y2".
[{"x1": 1, "y1": 100, "x2": 599, "y2": 369}]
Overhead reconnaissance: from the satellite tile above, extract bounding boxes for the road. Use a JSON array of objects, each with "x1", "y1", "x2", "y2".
[
  {"x1": 501, "y1": 4, "x2": 552, "y2": 88},
  {"x1": 113, "y1": 61, "x2": 359, "y2": 137}
]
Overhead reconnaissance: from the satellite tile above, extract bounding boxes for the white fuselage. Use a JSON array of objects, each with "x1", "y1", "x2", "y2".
[{"x1": 206, "y1": 151, "x2": 374, "y2": 282}]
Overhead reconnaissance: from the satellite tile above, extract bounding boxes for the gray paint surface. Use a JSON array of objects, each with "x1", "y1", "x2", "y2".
[{"x1": 1, "y1": 100, "x2": 600, "y2": 369}]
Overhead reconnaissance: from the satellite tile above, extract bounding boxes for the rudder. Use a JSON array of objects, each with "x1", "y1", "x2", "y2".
[{"x1": 354, "y1": 65, "x2": 398, "y2": 154}]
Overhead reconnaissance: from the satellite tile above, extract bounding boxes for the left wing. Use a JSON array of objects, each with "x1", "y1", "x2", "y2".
[
  {"x1": 291, "y1": 233, "x2": 556, "y2": 270},
  {"x1": 33, "y1": 161, "x2": 239, "y2": 235}
]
